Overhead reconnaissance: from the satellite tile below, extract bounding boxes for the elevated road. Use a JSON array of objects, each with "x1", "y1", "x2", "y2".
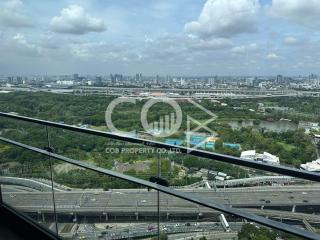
[
  {"x1": 1, "y1": 176, "x2": 310, "y2": 192},
  {"x1": 77, "y1": 86, "x2": 320, "y2": 98},
  {"x1": 2, "y1": 86, "x2": 320, "y2": 99},
  {"x1": 174, "y1": 176, "x2": 308, "y2": 189},
  {"x1": 2, "y1": 185, "x2": 320, "y2": 222},
  {"x1": 0, "y1": 176, "x2": 70, "y2": 192}
]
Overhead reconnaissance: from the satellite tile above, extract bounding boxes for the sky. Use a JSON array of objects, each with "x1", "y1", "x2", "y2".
[{"x1": 1, "y1": 0, "x2": 320, "y2": 76}]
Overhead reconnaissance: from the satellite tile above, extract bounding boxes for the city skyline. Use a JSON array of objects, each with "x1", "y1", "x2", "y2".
[{"x1": 1, "y1": 0, "x2": 320, "y2": 75}]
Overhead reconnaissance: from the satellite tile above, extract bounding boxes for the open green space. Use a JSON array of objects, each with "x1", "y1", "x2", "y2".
[{"x1": 0, "y1": 92, "x2": 318, "y2": 188}]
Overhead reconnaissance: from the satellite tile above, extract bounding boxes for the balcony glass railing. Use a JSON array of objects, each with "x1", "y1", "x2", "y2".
[{"x1": 0, "y1": 112, "x2": 320, "y2": 240}]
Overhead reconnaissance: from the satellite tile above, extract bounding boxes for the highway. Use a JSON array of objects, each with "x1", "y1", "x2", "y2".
[
  {"x1": 0, "y1": 176, "x2": 69, "y2": 192},
  {"x1": 3, "y1": 86, "x2": 320, "y2": 99},
  {"x1": 73, "y1": 222, "x2": 241, "y2": 240},
  {"x1": 2, "y1": 181, "x2": 320, "y2": 239},
  {"x1": 175, "y1": 176, "x2": 309, "y2": 188},
  {"x1": 2, "y1": 185, "x2": 320, "y2": 221}
]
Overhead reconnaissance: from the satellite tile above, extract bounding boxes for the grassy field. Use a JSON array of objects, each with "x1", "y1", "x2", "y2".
[{"x1": 277, "y1": 142, "x2": 296, "y2": 151}]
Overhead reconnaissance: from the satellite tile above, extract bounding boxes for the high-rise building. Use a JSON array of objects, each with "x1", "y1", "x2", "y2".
[
  {"x1": 95, "y1": 76, "x2": 103, "y2": 86},
  {"x1": 208, "y1": 76, "x2": 216, "y2": 85},
  {"x1": 17, "y1": 76, "x2": 23, "y2": 84},
  {"x1": 166, "y1": 75, "x2": 171, "y2": 83},
  {"x1": 276, "y1": 75, "x2": 283, "y2": 85},
  {"x1": 135, "y1": 73, "x2": 142, "y2": 82},
  {"x1": 156, "y1": 75, "x2": 160, "y2": 85},
  {"x1": 110, "y1": 74, "x2": 123, "y2": 84},
  {"x1": 73, "y1": 74, "x2": 79, "y2": 81},
  {"x1": 110, "y1": 74, "x2": 115, "y2": 84},
  {"x1": 180, "y1": 78, "x2": 186, "y2": 86},
  {"x1": 7, "y1": 77, "x2": 14, "y2": 83}
]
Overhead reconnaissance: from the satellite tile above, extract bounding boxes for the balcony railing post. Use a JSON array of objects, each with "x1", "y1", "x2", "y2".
[
  {"x1": 0, "y1": 183, "x2": 3, "y2": 206},
  {"x1": 45, "y1": 126, "x2": 59, "y2": 238},
  {"x1": 157, "y1": 151, "x2": 161, "y2": 240}
]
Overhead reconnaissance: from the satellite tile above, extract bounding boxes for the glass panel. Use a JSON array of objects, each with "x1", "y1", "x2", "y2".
[
  {"x1": 0, "y1": 118, "x2": 47, "y2": 149},
  {"x1": 50, "y1": 158, "x2": 159, "y2": 239},
  {"x1": 167, "y1": 153, "x2": 320, "y2": 238},
  {"x1": 160, "y1": 191, "x2": 308, "y2": 240},
  {"x1": 0, "y1": 142, "x2": 58, "y2": 236},
  {"x1": 48, "y1": 126, "x2": 163, "y2": 181}
]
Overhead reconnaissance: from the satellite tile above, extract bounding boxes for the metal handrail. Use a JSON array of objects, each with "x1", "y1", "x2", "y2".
[
  {"x1": 0, "y1": 111, "x2": 319, "y2": 182},
  {"x1": 0, "y1": 136, "x2": 319, "y2": 240}
]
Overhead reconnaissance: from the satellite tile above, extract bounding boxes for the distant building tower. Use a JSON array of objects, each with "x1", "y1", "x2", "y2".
[
  {"x1": 8, "y1": 76, "x2": 14, "y2": 83},
  {"x1": 110, "y1": 74, "x2": 116, "y2": 84},
  {"x1": 253, "y1": 77, "x2": 260, "y2": 87},
  {"x1": 180, "y1": 78, "x2": 186, "y2": 86},
  {"x1": 16, "y1": 76, "x2": 23, "y2": 84},
  {"x1": 135, "y1": 73, "x2": 143, "y2": 82},
  {"x1": 166, "y1": 75, "x2": 171, "y2": 83},
  {"x1": 309, "y1": 73, "x2": 317, "y2": 81},
  {"x1": 95, "y1": 76, "x2": 102, "y2": 86},
  {"x1": 276, "y1": 74, "x2": 283, "y2": 85},
  {"x1": 208, "y1": 77, "x2": 215, "y2": 85},
  {"x1": 73, "y1": 74, "x2": 79, "y2": 81},
  {"x1": 156, "y1": 75, "x2": 160, "y2": 85},
  {"x1": 115, "y1": 74, "x2": 123, "y2": 82}
]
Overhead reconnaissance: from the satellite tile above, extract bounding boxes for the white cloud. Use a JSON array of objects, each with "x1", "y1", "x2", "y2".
[
  {"x1": 5, "y1": 0, "x2": 23, "y2": 9},
  {"x1": 269, "y1": 0, "x2": 320, "y2": 28},
  {"x1": 231, "y1": 43, "x2": 258, "y2": 54},
  {"x1": 144, "y1": 35, "x2": 154, "y2": 43},
  {"x1": 188, "y1": 37, "x2": 233, "y2": 50},
  {"x1": 69, "y1": 41, "x2": 140, "y2": 63},
  {"x1": 50, "y1": 5, "x2": 106, "y2": 35},
  {"x1": 11, "y1": 33, "x2": 41, "y2": 56},
  {"x1": 266, "y1": 52, "x2": 282, "y2": 60},
  {"x1": 0, "y1": 0, "x2": 32, "y2": 28},
  {"x1": 185, "y1": 0, "x2": 260, "y2": 38},
  {"x1": 283, "y1": 36, "x2": 299, "y2": 45}
]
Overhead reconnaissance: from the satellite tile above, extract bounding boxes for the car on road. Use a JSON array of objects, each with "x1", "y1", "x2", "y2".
[{"x1": 147, "y1": 225, "x2": 155, "y2": 231}]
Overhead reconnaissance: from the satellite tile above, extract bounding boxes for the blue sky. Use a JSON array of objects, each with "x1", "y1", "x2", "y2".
[{"x1": 0, "y1": 0, "x2": 320, "y2": 76}]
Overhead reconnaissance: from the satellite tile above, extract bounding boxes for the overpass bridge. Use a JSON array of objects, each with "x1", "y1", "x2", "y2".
[
  {"x1": 0, "y1": 176, "x2": 309, "y2": 193},
  {"x1": 2, "y1": 86, "x2": 320, "y2": 99},
  {"x1": 76, "y1": 86, "x2": 320, "y2": 98},
  {"x1": 0, "y1": 176, "x2": 70, "y2": 192},
  {"x1": 175, "y1": 176, "x2": 310, "y2": 189},
  {"x1": 2, "y1": 184, "x2": 320, "y2": 223}
]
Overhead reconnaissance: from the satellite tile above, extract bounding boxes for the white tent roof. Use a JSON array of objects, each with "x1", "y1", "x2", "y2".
[{"x1": 241, "y1": 150, "x2": 256, "y2": 157}]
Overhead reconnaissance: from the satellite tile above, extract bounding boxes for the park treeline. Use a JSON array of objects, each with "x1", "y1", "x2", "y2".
[{"x1": 0, "y1": 92, "x2": 317, "y2": 189}]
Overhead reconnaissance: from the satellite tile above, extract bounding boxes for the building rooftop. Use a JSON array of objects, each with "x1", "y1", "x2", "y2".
[
  {"x1": 241, "y1": 150, "x2": 279, "y2": 165},
  {"x1": 301, "y1": 159, "x2": 320, "y2": 172}
]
